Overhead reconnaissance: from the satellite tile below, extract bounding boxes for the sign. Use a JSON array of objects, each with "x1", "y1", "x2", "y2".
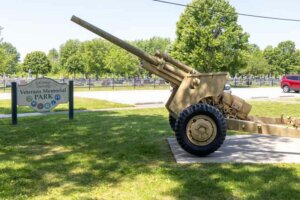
[{"x1": 17, "y1": 78, "x2": 68, "y2": 112}]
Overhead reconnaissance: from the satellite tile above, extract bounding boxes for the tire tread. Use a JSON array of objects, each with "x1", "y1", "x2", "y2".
[{"x1": 175, "y1": 103, "x2": 226, "y2": 156}]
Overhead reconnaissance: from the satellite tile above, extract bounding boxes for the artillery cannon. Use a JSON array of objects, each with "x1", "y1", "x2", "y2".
[{"x1": 71, "y1": 16, "x2": 300, "y2": 156}]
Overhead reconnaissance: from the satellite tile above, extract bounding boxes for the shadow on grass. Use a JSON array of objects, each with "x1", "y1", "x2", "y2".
[
  {"x1": 0, "y1": 97, "x2": 130, "y2": 115},
  {"x1": 0, "y1": 110, "x2": 299, "y2": 199}
]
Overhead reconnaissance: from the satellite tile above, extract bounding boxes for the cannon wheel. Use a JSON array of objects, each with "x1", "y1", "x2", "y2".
[
  {"x1": 169, "y1": 114, "x2": 176, "y2": 131},
  {"x1": 175, "y1": 103, "x2": 226, "y2": 156}
]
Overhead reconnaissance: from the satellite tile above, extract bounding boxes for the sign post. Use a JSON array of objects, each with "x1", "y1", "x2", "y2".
[
  {"x1": 12, "y1": 78, "x2": 73, "y2": 124},
  {"x1": 69, "y1": 80, "x2": 74, "y2": 120},
  {"x1": 11, "y1": 82, "x2": 17, "y2": 125},
  {"x1": 17, "y1": 78, "x2": 69, "y2": 112}
]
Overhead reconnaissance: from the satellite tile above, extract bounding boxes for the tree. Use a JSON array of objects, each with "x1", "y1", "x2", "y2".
[
  {"x1": 0, "y1": 42, "x2": 20, "y2": 74},
  {"x1": 0, "y1": 29, "x2": 20, "y2": 75},
  {"x1": 171, "y1": 0, "x2": 249, "y2": 75},
  {"x1": 65, "y1": 53, "x2": 85, "y2": 78},
  {"x1": 134, "y1": 37, "x2": 171, "y2": 54},
  {"x1": 81, "y1": 39, "x2": 110, "y2": 78},
  {"x1": 276, "y1": 41, "x2": 296, "y2": 74},
  {"x1": 133, "y1": 37, "x2": 171, "y2": 77},
  {"x1": 294, "y1": 50, "x2": 300, "y2": 66},
  {"x1": 263, "y1": 41, "x2": 298, "y2": 76},
  {"x1": 59, "y1": 39, "x2": 81, "y2": 68},
  {"x1": 263, "y1": 46, "x2": 279, "y2": 77},
  {"x1": 240, "y1": 44, "x2": 270, "y2": 76},
  {"x1": 104, "y1": 46, "x2": 139, "y2": 77},
  {"x1": 23, "y1": 51, "x2": 52, "y2": 77},
  {"x1": 48, "y1": 48, "x2": 60, "y2": 74},
  {"x1": 0, "y1": 48, "x2": 10, "y2": 76},
  {"x1": 290, "y1": 65, "x2": 300, "y2": 74}
]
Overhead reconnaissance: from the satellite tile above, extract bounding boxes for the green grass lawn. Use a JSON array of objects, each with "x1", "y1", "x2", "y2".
[
  {"x1": 249, "y1": 100, "x2": 300, "y2": 117},
  {"x1": 0, "y1": 101, "x2": 300, "y2": 199},
  {"x1": 0, "y1": 97, "x2": 131, "y2": 114}
]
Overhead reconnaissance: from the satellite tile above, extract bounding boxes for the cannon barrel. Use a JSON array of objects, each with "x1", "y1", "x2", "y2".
[
  {"x1": 71, "y1": 15, "x2": 160, "y2": 66},
  {"x1": 71, "y1": 15, "x2": 185, "y2": 86},
  {"x1": 155, "y1": 51, "x2": 194, "y2": 74}
]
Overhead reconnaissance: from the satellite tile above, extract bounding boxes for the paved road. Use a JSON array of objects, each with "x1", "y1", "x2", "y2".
[
  {"x1": 75, "y1": 87, "x2": 300, "y2": 104},
  {"x1": 231, "y1": 87, "x2": 299, "y2": 99},
  {"x1": 75, "y1": 90, "x2": 170, "y2": 104},
  {"x1": 1, "y1": 87, "x2": 299, "y2": 104},
  {"x1": 0, "y1": 93, "x2": 10, "y2": 100}
]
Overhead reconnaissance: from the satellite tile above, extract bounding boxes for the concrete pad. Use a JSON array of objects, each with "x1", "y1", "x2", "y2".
[{"x1": 168, "y1": 134, "x2": 300, "y2": 164}]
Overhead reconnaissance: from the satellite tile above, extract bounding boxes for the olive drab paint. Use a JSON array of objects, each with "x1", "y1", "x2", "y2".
[{"x1": 71, "y1": 15, "x2": 300, "y2": 157}]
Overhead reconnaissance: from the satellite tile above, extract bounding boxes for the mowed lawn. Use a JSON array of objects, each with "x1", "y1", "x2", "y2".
[
  {"x1": 0, "y1": 97, "x2": 131, "y2": 114},
  {"x1": 0, "y1": 102, "x2": 299, "y2": 199}
]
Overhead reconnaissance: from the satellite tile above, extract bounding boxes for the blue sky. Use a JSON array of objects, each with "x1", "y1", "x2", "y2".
[{"x1": 1, "y1": 0, "x2": 300, "y2": 59}]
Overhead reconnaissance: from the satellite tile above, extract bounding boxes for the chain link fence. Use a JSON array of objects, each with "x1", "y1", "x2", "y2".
[
  {"x1": 229, "y1": 77, "x2": 280, "y2": 87},
  {"x1": 0, "y1": 77, "x2": 169, "y2": 91},
  {"x1": 0, "y1": 76, "x2": 280, "y2": 91}
]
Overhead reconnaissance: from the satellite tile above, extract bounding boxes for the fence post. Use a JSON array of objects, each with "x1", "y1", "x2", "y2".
[
  {"x1": 69, "y1": 80, "x2": 74, "y2": 120},
  {"x1": 259, "y1": 78, "x2": 261, "y2": 87},
  {"x1": 11, "y1": 82, "x2": 17, "y2": 125},
  {"x1": 89, "y1": 78, "x2": 91, "y2": 91},
  {"x1": 271, "y1": 79, "x2": 274, "y2": 87},
  {"x1": 112, "y1": 74, "x2": 115, "y2": 90}
]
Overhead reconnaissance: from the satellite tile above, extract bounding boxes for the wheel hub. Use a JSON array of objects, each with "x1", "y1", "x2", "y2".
[{"x1": 186, "y1": 115, "x2": 217, "y2": 146}]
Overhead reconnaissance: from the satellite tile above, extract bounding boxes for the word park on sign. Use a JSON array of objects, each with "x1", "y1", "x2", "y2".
[{"x1": 17, "y1": 78, "x2": 68, "y2": 112}]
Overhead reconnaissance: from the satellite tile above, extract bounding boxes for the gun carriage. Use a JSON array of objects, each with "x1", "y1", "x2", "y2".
[{"x1": 71, "y1": 16, "x2": 300, "y2": 156}]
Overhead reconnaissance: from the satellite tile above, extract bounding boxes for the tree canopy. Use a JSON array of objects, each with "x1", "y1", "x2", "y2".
[
  {"x1": 55, "y1": 37, "x2": 171, "y2": 78},
  {"x1": 23, "y1": 51, "x2": 52, "y2": 77},
  {"x1": 240, "y1": 44, "x2": 270, "y2": 76},
  {"x1": 48, "y1": 48, "x2": 60, "y2": 74},
  {"x1": 0, "y1": 48, "x2": 10, "y2": 75},
  {"x1": 134, "y1": 37, "x2": 171, "y2": 54},
  {"x1": 276, "y1": 41, "x2": 297, "y2": 74},
  {"x1": 81, "y1": 39, "x2": 110, "y2": 77},
  {"x1": 263, "y1": 41, "x2": 299, "y2": 76},
  {"x1": 60, "y1": 39, "x2": 81, "y2": 67},
  {"x1": 171, "y1": 0, "x2": 249, "y2": 75},
  {"x1": 0, "y1": 42, "x2": 20, "y2": 75},
  {"x1": 104, "y1": 45, "x2": 140, "y2": 77},
  {"x1": 64, "y1": 53, "x2": 85, "y2": 77}
]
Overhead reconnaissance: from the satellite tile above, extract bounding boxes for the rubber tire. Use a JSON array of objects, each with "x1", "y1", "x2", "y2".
[
  {"x1": 169, "y1": 114, "x2": 176, "y2": 132},
  {"x1": 295, "y1": 91, "x2": 299, "y2": 93},
  {"x1": 175, "y1": 103, "x2": 226, "y2": 156},
  {"x1": 283, "y1": 85, "x2": 290, "y2": 93}
]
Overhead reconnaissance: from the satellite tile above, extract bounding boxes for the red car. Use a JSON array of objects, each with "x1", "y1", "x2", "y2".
[{"x1": 280, "y1": 75, "x2": 300, "y2": 93}]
